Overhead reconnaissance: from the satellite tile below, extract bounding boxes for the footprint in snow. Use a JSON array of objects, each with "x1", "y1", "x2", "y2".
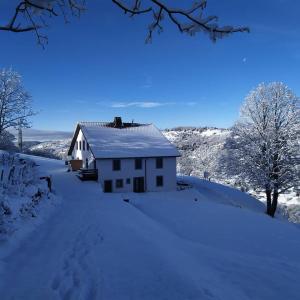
[{"x1": 50, "y1": 226, "x2": 102, "y2": 299}]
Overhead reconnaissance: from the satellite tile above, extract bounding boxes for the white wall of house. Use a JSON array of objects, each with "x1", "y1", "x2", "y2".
[
  {"x1": 71, "y1": 129, "x2": 94, "y2": 168},
  {"x1": 145, "y1": 157, "x2": 177, "y2": 192},
  {"x1": 96, "y1": 157, "x2": 177, "y2": 193}
]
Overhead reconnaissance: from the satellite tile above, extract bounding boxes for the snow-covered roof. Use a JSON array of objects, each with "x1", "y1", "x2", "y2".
[{"x1": 69, "y1": 121, "x2": 180, "y2": 159}]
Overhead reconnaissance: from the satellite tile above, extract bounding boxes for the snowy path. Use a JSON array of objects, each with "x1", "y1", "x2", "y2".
[
  {"x1": 0, "y1": 157, "x2": 105, "y2": 299},
  {"x1": 1, "y1": 156, "x2": 300, "y2": 300}
]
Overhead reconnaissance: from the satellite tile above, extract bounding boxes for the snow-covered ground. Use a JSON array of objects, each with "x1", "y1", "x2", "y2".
[
  {"x1": 180, "y1": 176, "x2": 266, "y2": 213},
  {"x1": 0, "y1": 155, "x2": 300, "y2": 299}
]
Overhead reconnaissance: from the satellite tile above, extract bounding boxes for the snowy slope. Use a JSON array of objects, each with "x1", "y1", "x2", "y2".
[
  {"x1": 179, "y1": 176, "x2": 265, "y2": 213},
  {"x1": 164, "y1": 127, "x2": 300, "y2": 223},
  {"x1": 26, "y1": 139, "x2": 72, "y2": 159},
  {"x1": 19, "y1": 126, "x2": 300, "y2": 223},
  {"x1": 163, "y1": 127, "x2": 230, "y2": 178},
  {"x1": 0, "y1": 155, "x2": 300, "y2": 300}
]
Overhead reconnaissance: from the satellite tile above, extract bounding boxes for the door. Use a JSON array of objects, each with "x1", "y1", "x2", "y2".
[
  {"x1": 104, "y1": 180, "x2": 112, "y2": 193},
  {"x1": 133, "y1": 177, "x2": 145, "y2": 193}
]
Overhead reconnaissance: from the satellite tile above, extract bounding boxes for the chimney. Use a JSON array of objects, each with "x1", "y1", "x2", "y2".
[{"x1": 114, "y1": 116, "x2": 123, "y2": 128}]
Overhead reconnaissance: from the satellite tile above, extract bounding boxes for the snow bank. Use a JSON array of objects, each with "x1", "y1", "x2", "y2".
[
  {"x1": 179, "y1": 176, "x2": 265, "y2": 213},
  {"x1": 0, "y1": 151, "x2": 60, "y2": 257}
]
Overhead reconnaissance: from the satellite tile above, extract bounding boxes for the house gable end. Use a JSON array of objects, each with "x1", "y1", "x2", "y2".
[
  {"x1": 67, "y1": 124, "x2": 81, "y2": 156},
  {"x1": 68, "y1": 124, "x2": 97, "y2": 159}
]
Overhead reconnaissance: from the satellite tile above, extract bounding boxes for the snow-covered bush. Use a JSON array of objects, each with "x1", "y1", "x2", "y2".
[{"x1": 0, "y1": 151, "x2": 53, "y2": 236}]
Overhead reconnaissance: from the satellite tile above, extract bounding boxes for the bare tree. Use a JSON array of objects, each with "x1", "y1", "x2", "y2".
[
  {"x1": 0, "y1": 1, "x2": 249, "y2": 46},
  {"x1": 222, "y1": 83, "x2": 300, "y2": 217},
  {"x1": 0, "y1": 69, "x2": 34, "y2": 139}
]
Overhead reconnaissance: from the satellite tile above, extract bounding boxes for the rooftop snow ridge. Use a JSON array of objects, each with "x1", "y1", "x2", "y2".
[
  {"x1": 79, "y1": 121, "x2": 148, "y2": 129},
  {"x1": 79, "y1": 121, "x2": 107, "y2": 127}
]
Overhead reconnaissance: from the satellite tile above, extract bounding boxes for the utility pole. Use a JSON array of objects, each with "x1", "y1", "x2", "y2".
[{"x1": 18, "y1": 122, "x2": 23, "y2": 153}]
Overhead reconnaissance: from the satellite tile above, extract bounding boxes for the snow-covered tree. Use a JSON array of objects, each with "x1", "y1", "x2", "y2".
[
  {"x1": 0, "y1": 130, "x2": 17, "y2": 151},
  {"x1": 0, "y1": 1, "x2": 249, "y2": 46},
  {"x1": 222, "y1": 83, "x2": 300, "y2": 217},
  {"x1": 0, "y1": 69, "x2": 34, "y2": 140},
  {"x1": 178, "y1": 154, "x2": 196, "y2": 176}
]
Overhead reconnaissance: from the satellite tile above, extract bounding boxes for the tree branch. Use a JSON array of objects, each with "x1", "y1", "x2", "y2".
[
  {"x1": 113, "y1": 0, "x2": 249, "y2": 42},
  {"x1": 0, "y1": 0, "x2": 249, "y2": 46},
  {"x1": 112, "y1": 0, "x2": 152, "y2": 15},
  {"x1": 0, "y1": 0, "x2": 85, "y2": 45}
]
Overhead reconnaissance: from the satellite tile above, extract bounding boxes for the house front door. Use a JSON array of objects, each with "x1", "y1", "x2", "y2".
[
  {"x1": 133, "y1": 177, "x2": 145, "y2": 193},
  {"x1": 104, "y1": 180, "x2": 112, "y2": 193}
]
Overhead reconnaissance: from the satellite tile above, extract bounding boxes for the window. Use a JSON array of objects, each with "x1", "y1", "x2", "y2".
[
  {"x1": 83, "y1": 140, "x2": 85, "y2": 151},
  {"x1": 156, "y1": 176, "x2": 163, "y2": 187},
  {"x1": 135, "y1": 158, "x2": 142, "y2": 170},
  {"x1": 126, "y1": 178, "x2": 131, "y2": 184},
  {"x1": 75, "y1": 141, "x2": 78, "y2": 150},
  {"x1": 79, "y1": 141, "x2": 82, "y2": 150},
  {"x1": 113, "y1": 159, "x2": 121, "y2": 171},
  {"x1": 87, "y1": 143, "x2": 89, "y2": 151},
  {"x1": 116, "y1": 179, "x2": 123, "y2": 188},
  {"x1": 156, "y1": 157, "x2": 163, "y2": 169}
]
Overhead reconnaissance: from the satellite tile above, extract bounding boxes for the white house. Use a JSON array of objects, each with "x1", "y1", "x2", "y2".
[{"x1": 67, "y1": 117, "x2": 180, "y2": 193}]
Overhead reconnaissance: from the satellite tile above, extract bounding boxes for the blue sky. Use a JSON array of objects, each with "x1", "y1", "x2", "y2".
[{"x1": 1, "y1": 0, "x2": 300, "y2": 130}]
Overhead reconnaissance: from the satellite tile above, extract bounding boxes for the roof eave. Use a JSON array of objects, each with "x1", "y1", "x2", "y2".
[{"x1": 94, "y1": 154, "x2": 181, "y2": 160}]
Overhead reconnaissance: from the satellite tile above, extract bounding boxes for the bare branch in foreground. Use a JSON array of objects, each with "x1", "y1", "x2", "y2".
[
  {"x1": 112, "y1": 0, "x2": 249, "y2": 42},
  {"x1": 0, "y1": 1, "x2": 249, "y2": 46}
]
